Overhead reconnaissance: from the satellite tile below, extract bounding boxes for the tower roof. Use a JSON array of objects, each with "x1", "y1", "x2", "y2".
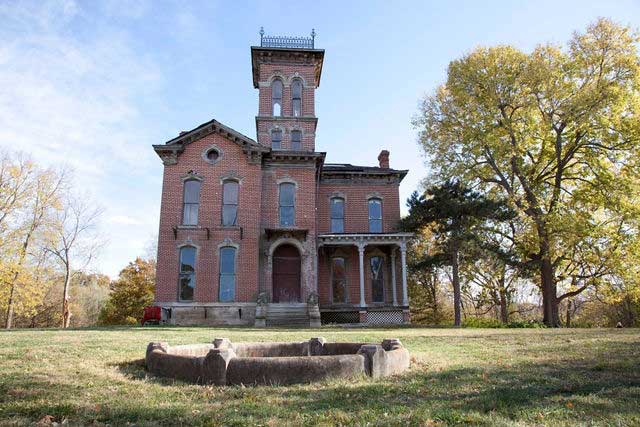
[{"x1": 250, "y1": 29, "x2": 325, "y2": 88}]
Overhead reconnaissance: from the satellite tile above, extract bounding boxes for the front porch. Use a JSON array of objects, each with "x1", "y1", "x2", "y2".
[{"x1": 317, "y1": 233, "x2": 413, "y2": 325}]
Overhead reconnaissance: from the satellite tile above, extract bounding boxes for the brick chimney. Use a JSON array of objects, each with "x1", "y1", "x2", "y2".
[{"x1": 378, "y1": 150, "x2": 390, "y2": 168}]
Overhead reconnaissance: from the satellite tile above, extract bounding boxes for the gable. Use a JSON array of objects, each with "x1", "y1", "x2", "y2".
[{"x1": 153, "y1": 118, "x2": 269, "y2": 165}]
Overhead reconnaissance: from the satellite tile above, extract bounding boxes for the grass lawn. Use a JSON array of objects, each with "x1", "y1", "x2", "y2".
[{"x1": 0, "y1": 327, "x2": 639, "y2": 426}]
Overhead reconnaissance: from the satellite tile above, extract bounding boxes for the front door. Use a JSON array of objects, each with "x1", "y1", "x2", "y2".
[{"x1": 272, "y1": 244, "x2": 301, "y2": 303}]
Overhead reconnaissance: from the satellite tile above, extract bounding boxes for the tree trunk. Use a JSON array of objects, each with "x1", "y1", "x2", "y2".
[
  {"x1": 537, "y1": 222, "x2": 560, "y2": 327},
  {"x1": 61, "y1": 262, "x2": 71, "y2": 328},
  {"x1": 452, "y1": 248, "x2": 461, "y2": 327},
  {"x1": 4, "y1": 233, "x2": 32, "y2": 329},
  {"x1": 499, "y1": 288, "x2": 509, "y2": 324},
  {"x1": 4, "y1": 279, "x2": 17, "y2": 329},
  {"x1": 540, "y1": 256, "x2": 559, "y2": 326},
  {"x1": 565, "y1": 299, "x2": 572, "y2": 328}
]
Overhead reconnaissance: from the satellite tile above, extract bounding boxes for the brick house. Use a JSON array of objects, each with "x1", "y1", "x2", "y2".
[{"x1": 152, "y1": 32, "x2": 413, "y2": 327}]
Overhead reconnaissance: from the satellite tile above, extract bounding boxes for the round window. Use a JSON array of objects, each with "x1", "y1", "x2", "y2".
[
  {"x1": 202, "y1": 146, "x2": 222, "y2": 164},
  {"x1": 207, "y1": 149, "x2": 219, "y2": 162}
]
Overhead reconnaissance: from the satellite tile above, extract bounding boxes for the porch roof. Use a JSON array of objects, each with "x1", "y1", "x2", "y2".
[{"x1": 317, "y1": 232, "x2": 413, "y2": 246}]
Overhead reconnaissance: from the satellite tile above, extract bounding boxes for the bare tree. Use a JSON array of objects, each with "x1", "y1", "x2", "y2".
[{"x1": 45, "y1": 193, "x2": 103, "y2": 328}]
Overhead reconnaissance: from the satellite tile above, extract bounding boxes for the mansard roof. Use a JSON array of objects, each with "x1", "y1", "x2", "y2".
[
  {"x1": 321, "y1": 163, "x2": 408, "y2": 183},
  {"x1": 153, "y1": 118, "x2": 269, "y2": 165}
]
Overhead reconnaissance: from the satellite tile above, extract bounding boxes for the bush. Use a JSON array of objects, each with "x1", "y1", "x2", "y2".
[{"x1": 462, "y1": 317, "x2": 505, "y2": 328}]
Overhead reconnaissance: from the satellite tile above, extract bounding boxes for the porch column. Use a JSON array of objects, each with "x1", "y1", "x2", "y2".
[
  {"x1": 400, "y1": 242, "x2": 409, "y2": 306},
  {"x1": 357, "y1": 242, "x2": 366, "y2": 307},
  {"x1": 391, "y1": 247, "x2": 398, "y2": 306}
]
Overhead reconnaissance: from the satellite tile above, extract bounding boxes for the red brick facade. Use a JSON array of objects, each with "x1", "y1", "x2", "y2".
[{"x1": 153, "y1": 41, "x2": 411, "y2": 326}]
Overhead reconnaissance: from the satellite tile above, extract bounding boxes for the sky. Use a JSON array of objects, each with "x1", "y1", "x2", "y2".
[{"x1": 0, "y1": 0, "x2": 638, "y2": 278}]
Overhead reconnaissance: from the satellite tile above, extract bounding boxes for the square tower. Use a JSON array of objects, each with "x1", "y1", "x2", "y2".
[{"x1": 251, "y1": 30, "x2": 324, "y2": 152}]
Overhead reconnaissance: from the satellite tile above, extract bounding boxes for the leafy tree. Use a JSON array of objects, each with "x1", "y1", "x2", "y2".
[
  {"x1": 402, "y1": 180, "x2": 514, "y2": 326},
  {"x1": 414, "y1": 18, "x2": 640, "y2": 326},
  {"x1": 0, "y1": 152, "x2": 65, "y2": 329},
  {"x1": 98, "y1": 258, "x2": 156, "y2": 325},
  {"x1": 407, "y1": 229, "x2": 451, "y2": 325}
]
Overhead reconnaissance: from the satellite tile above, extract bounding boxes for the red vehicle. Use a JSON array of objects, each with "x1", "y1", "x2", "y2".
[{"x1": 142, "y1": 306, "x2": 162, "y2": 326}]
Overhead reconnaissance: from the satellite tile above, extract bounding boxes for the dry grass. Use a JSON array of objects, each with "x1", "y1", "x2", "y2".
[{"x1": 0, "y1": 326, "x2": 639, "y2": 426}]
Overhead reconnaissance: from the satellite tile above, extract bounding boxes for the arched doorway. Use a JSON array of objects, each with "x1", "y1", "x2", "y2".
[{"x1": 272, "y1": 244, "x2": 301, "y2": 303}]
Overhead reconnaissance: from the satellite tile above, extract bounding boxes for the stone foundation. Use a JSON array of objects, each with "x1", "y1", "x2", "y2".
[
  {"x1": 159, "y1": 303, "x2": 257, "y2": 326},
  {"x1": 146, "y1": 337, "x2": 410, "y2": 386}
]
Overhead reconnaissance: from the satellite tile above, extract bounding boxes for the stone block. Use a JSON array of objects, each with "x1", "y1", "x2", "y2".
[
  {"x1": 213, "y1": 338, "x2": 232, "y2": 350},
  {"x1": 202, "y1": 348, "x2": 236, "y2": 385},
  {"x1": 309, "y1": 337, "x2": 326, "y2": 356},
  {"x1": 357, "y1": 344, "x2": 386, "y2": 378}
]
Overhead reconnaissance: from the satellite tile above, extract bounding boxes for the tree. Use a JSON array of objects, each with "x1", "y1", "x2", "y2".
[
  {"x1": 44, "y1": 193, "x2": 103, "y2": 328},
  {"x1": 98, "y1": 258, "x2": 156, "y2": 325},
  {"x1": 1, "y1": 154, "x2": 65, "y2": 329},
  {"x1": 401, "y1": 180, "x2": 514, "y2": 326},
  {"x1": 414, "y1": 18, "x2": 640, "y2": 326}
]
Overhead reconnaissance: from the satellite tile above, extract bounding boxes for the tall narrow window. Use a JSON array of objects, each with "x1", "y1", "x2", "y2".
[
  {"x1": 292, "y1": 79, "x2": 302, "y2": 117},
  {"x1": 222, "y1": 180, "x2": 239, "y2": 226},
  {"x1": 279, "y1": 183, "x2": 295, "y2": 226},
  {"x1": 331, "y1": 257, "x2": 347, "y2": 303},
  {"x1": 291, "y1": 130, "x2": 302, "y2": 151},
  {"x1": 370, "y1": 256, "x2": 385, "y2": 303},
  {"x1": 182, "y1": 180, "x2": 201, "y2": 225},
  {"x1": 178, "y1": 246, "x2": 196, "y2": 301},
  {"x1": 330, "y1": 197, "x2": 344, "y2": 233},
  {"x1": 272, "y1": 79, "x2": 283, "y2": 116},
  {"x1": 368, "y1": 198, "x2": 382, "y2": 233},
  {"x1": 271, "y1": 129, "x2": 282, "y2": 149},
  {"x1": 219, "y1": 247, "x2": 236, "y2": 302}
]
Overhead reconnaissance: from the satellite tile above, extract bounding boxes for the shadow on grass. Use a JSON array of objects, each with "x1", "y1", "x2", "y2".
[{"x1": 2, "y1": 336, "x2": 639, "y2": 425}]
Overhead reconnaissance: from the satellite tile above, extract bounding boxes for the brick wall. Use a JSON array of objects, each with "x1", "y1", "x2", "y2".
[
  {"x1": 155, "y1": 133, "x2": 263, "y2": 304},
  {"x1": 257, "y1": 63, "x2": 316, "y2": 117},
  {"x1": 317, "y1": 182, "x2": 402, "y2": 234}
]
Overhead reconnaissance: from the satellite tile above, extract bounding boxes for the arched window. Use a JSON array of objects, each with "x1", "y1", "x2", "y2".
[
  {"x1": 271, "y1": 129, "x2": 282, "y2": 149},
  {"x1": 368, "y1": 198, "x2": 382, "y2": 232},
  {"x1": 219, "y1": 246, "x2": 237, "y2": 302},
  {"x1": 178, "y1": 246, "x2": 196, "y2": 301},
  {"x1": 330, "y1": 197, "x2": 344, "y2": 233},
  {"x1": 272, "y1": 79, "x2": 283, "y2": 116},
  {"x1": 279, "y1": 183, "x2": 295, "y2": 226},
  {"x1": 370, "y1": 256, "x2": 385, "y2": 303},
  {"x1": 331, "y1": 257, "x2": 347, "y2": 303},
  {"x1": 222, "y1": 180, "x2": 239, "y2": 226},
  {"x1": 291, "y1": 79, "x2": 302, "y2": 117},
  {"x1": 291, "y1": 130, "x2": 302, "y2": 150},
  {"x1": 182, "y1": 180, "x2": 201, "y2": 225}
]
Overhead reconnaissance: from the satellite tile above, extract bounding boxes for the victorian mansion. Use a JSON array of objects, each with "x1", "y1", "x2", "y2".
[{"x1": 152, "y1": 32, "x2": 413, "y2": 326}]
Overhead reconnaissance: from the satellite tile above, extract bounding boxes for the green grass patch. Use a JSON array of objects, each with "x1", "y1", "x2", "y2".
[{"x1": 0, "y1": 327, "x2": 638, "y2": 426}]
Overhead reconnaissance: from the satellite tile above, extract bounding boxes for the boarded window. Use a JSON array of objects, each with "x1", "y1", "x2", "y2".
[
  {"x1": 331, "y1": 257, "x2": 347, "y2": 303},
  {"x1": 219, "y1": 247, "x2": 236, "y2": 302},
  {"x1": 272, "y1": 79, "x2": 283, "y2": 116},
  {"x1": 291, "y1": 130, "x2": 302, "y2": 150},
  {"x1": 182, "y1": 180, "x2": 201, "y2": 225},
  {"x1": 330, "y1": 197, "x2": 344, "y2": 233},
  {"x1": 179, "y1": 246, "x2": 196, "y2": 301},
  {"x1": 292, "y1": 79, "x2": 302, "y2": 117},
  {"x1": 271, "y1": 129, "x2": 282, "y2": 149},
  {"x1": 222, "y1": 180, "x2": 239, "y2": 226},
  {"x1": 279, "y1": 183, "x2": 295, "y2": 226},
  {"x1": 370, "y1": 256, "x2": 384, "y2": 303},
  {"x1": 368, "y1": 199, "x2": 382, "y2": 233}
]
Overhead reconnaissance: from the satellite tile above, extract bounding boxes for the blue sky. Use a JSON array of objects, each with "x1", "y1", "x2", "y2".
[{"x1": 1, "y1": 0, "x2": 638, "y2": 277}]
